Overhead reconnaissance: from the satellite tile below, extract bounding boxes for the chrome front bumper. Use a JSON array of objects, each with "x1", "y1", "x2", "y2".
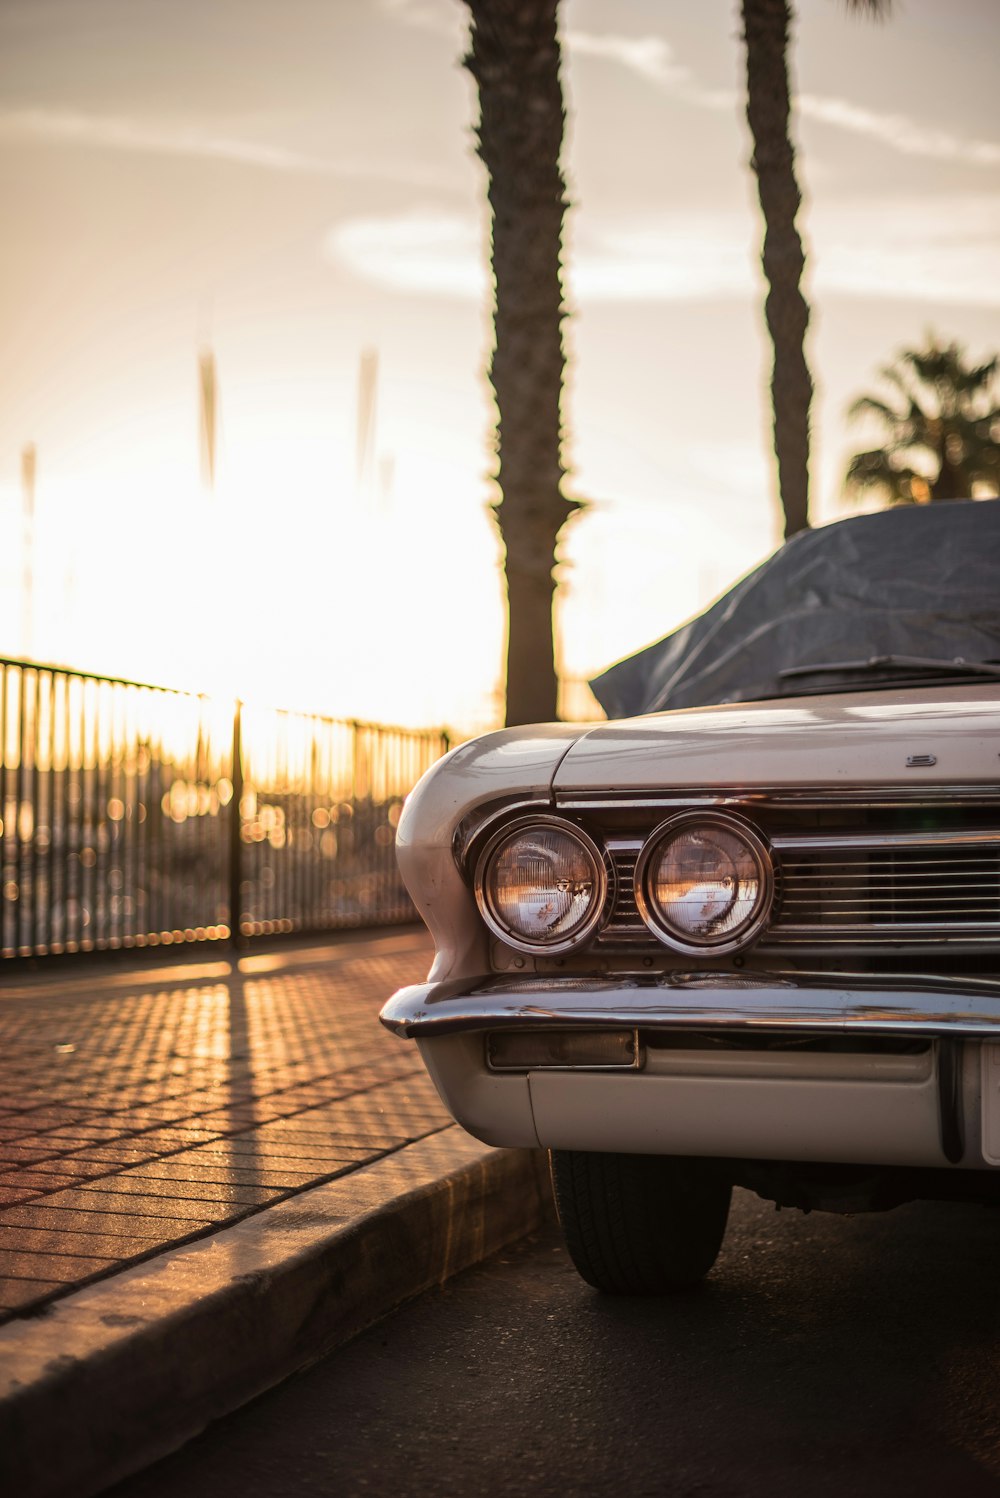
[
  {"x1": 380, "y1": 972, "x2": 1000, "y2": 1168},
  {"x1": 380, "y1": 971, "x2": 1000, "y2": 1041}
]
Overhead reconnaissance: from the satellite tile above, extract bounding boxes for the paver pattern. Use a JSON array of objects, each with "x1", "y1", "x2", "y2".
[{"x1": 0, "y1": 930, "x2": 442, "y2": 1319}]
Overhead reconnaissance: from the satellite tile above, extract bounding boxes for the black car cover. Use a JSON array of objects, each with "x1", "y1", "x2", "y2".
[{"x1": 590, "y1": 500, "x2": 1000, "y2": 719}]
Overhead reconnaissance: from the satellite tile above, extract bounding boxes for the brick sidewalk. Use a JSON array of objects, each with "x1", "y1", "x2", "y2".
[{"x1": 0, "y1": 928, "x2": 443, "y2": 1320}]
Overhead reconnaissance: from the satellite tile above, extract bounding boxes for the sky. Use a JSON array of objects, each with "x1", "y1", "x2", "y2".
[{"x1": 1, "y1": 0, "x2": 998, "y2": 732}]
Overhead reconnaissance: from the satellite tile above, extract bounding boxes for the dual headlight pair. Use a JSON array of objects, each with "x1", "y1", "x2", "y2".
[{"x1": 474, "y1": 812, "x2": 773, "y2": 958}]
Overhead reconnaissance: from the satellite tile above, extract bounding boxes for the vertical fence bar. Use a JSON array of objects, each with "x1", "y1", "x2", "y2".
[
  {"x1": 136, "y1": 689, "x2": 148, "y2": 946},
  {"x1": 20, "y1": 667, "x2": 29, "y2": 953},
  {"x1": 66, "y1": 673, "x2": 78, "y2": 952},
  {"x1": 150, "y1": 692, "x2": 163, "y2": 943},
  {"x1": 0, "y1": 666, "x2": 7, "y2": 957},
  {"x1": 229, "y1": 698, "x2": 244, "y2": 945},
  {"x1": 42, "y1": 670, "x2": 54, "y2": 951}
]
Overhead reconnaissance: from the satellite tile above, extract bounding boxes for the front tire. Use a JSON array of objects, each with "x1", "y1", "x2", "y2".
[{"x1": 549, "y1": 1150, "x2": 732, "y2": 1295}]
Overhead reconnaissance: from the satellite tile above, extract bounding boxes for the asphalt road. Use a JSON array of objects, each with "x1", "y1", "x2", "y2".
[{"x1": 106, "y1": 1187, "x2": 1000, "y2": 1498}]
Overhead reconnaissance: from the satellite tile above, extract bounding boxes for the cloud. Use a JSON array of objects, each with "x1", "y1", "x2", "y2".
[
  {"x1": 324, "y1": 207, "x2": 751, "y2": 302},
  {"x1": 571, "y1": 215, "x2": 753, "y2": 301},
  {"x1": 563, "y1": 28, "x2": 1000, "y2": 169},
  {"x1": 382, "y1": 7, "x2": 692, "y2": 90},
  {"x1": 564, "y1": 31, "x2": 690, "y2": 89},
  {"x1": 378, "y1": 0, "x2": 466, "y2": 42},
  {"x1": 811, "y1": 192, "x2": 1000, "y2": 307},
  {"x1": 326, "y1": 211, "x2": 487, "y2": 297},
  {"x1": 325, "y1": 195, "x2": 1000, "y2": 310},
  {"x1": 797, "y1": 94, "x2": 1000, "y2": 167},
  {"x1": 595, "y1": 195, "x2": 1000, "y2": 308},
  {"x1": 0, "y1": 106, "x2": 453, "y2": 189}
]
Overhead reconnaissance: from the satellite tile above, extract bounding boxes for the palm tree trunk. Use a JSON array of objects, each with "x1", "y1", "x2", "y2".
[
  {"x1": 742, "y1": 0, "x2": 812, "y2": 539},
  {"x1": 464, "y1": 0, "x2": 577, "y2": 726},
  {"x1": 930, "y1": 446, "x2": 969, "y2": 501}
]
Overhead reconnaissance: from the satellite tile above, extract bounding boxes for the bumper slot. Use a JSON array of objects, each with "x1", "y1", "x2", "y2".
[
  {"x1": 486, "y1": 1028, "x2": 642, "y2": 1072},
  {"x1": 642, "y1": 1030, "x2": 931, "y2": 1055}
]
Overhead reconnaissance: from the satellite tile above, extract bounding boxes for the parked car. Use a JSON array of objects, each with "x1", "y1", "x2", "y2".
[{"x1": 381, "y1": 501, "x2": 1000, "y2": 1293}]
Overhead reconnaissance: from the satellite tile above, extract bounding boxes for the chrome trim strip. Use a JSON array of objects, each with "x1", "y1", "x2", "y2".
[
  {"x1": 771, "y1": 829, "x2": 1000, "y2": 852},
  {"x1": 772, "y1": 923, "x2": 1000, "y2": 935},
  {"x1": 558, "y1": 794, "x2": 778, "y2": 812},
  {"x1": 379, "y1": 972, "x2": 1000, "y2": 1039},
  {"x1": 556, "y1": 785, "x2": 1000, "y2": 811}
]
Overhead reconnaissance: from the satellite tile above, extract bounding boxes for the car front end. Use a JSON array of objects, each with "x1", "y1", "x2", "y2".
[{"x1": 381, "y1": 683, "x2": 1000, "y2": 1290}]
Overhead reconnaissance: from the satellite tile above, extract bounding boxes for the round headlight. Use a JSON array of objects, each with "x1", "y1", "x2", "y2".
[
  {"x1": 635, "y1": 813, "x2": 773, "y2": 954},
  {"x1": 475, "y1": 817, "x2": 606, "y2": 954}
]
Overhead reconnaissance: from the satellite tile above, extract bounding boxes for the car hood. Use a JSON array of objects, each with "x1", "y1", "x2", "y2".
[{"x1": 553, "y1": 684, "x2": 1000, "y2": 792}]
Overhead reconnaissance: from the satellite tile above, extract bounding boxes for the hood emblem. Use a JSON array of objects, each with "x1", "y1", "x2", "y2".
[{"x1": 906, "y1": 753, "x2": 937, "y2": 768}]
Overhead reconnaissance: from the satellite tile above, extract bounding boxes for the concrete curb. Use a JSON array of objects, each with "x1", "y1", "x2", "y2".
[{"x1": 0, "y1": 1129, "x2": 552, "y2": 1498}]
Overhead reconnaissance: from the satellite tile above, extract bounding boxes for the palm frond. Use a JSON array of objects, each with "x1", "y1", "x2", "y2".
[
  {"x1": 845, "y1": 332, "x2": 1000, "y2": 507},
  {"x1": 877, "y1": 362, "x2": 919, "y2": 404},
  {"x1": 847, "y1": 395, "x2": 901, "y2": 425},
  {"x1": 960, "y1": 356, "x2": 998, "y2": 390},
  {"x1": 844, "y1": 449, "x2": 928, "y2": 505}
]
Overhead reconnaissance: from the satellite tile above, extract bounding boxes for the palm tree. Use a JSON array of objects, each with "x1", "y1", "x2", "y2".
[
  {"x1": 845, "y1": 336, "x2": 1000, "y2": 504},
  {"x1": 740, "y1": 0, "x2": 889, "y2": 540},
  {"x1": 463, "y1": 0, "x2": 580, "y2": 727}
]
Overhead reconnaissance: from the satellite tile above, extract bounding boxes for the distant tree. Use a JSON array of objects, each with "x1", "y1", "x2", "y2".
[
  {"x1": 845, "y1": 336, "x2": 1000, "y2": 504},
  {"x1": 463, "y1": 0, "x2": 580, "y2": 727},
  {"x1": 740, "y1": 0, "x2": 890, "y2": 540}
]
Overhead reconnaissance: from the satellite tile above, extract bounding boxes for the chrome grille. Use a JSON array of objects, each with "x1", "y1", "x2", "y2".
[
  {"x1": 769, "y1": 832, "x2": 1000, "y2": 943},
  {"x1": 589, "y1": 809, "x2": 1000, "y2": 952}
]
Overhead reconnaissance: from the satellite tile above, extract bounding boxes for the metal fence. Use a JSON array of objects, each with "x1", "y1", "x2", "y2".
[{"x1": 0, "y1": 658, "x2": 450, "y2": 960}]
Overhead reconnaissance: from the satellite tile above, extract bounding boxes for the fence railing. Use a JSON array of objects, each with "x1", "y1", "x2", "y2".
[{"x1": 0, "y1": 658, "x2": 450, "y2": 960}]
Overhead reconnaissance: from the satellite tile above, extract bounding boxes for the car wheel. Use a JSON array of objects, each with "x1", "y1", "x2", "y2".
[{"x1": 549, "y1": 1149, "x2": 732, "y2": 1295}]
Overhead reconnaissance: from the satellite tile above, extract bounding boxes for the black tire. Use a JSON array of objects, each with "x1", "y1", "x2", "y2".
[{"x1": 549, "y1": 1149, "x2": 732, "y2": 1295}]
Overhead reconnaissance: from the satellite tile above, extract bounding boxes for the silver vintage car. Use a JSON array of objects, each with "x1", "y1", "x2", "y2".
[{"x1": 381, "y1": 501, "x2": 1000, "y2": 1293}]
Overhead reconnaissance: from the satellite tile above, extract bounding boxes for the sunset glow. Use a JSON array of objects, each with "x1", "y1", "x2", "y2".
[{"x1": 2, "y1": 0, "x2": 998, "y2": 734}]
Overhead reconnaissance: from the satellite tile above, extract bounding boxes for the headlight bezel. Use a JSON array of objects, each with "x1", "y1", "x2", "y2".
[
  {"x1": 474, "y1": 815, "x2": 609, "y2": 956},
  {"x1": 634, "y1": 810, "x2": 774, "y2": 955}
]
